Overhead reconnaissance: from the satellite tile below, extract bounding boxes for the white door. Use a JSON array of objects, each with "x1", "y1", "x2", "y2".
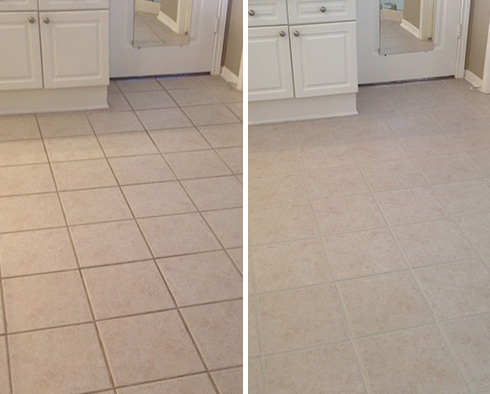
[
  {"x1": 249, "y1": 26, "x2": 294, "y2": 101},
  {"x1": 110, "y1": 0, "x2": 220, "y2": 78},
  {"x1": 39, "y1": 10, "x2": 109, "y2": 89},
  {"x1": 290, "y1": 22, "x2": 358, "y2": 98},
  {"x1": 0, "y1": 0, "x2": 37, "y2": 11},
  {"x1": 0, "y1": 12, "x2": 43, "y2": 90},
  {"x1": 357, "y1": 0, "x2": 462, "y2": 83}
]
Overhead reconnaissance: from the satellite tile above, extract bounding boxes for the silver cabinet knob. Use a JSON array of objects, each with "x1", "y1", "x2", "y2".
[
  {"x1": 320, "y1": 6, "x2": 327, "y2": 13},
  {"x1": 28, "y1": 17, "x2": 36, "y2": 24},
  {"x1": 293, "y1": 31, "x2": 300, "y2": 37},
  {"x1": 249, "y1": 9, "x2": 255, "y2": 17},
  {"x1": 279, "y1": 31, "x2": 286, "y2": 37},
  {"x1": 43, "y1": 17, "x2": 50, "y2": 24}
]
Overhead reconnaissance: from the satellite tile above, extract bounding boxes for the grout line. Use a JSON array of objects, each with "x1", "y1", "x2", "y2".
[{"x1": 0, "y1": 266, "x2": 13, "y2": 394}]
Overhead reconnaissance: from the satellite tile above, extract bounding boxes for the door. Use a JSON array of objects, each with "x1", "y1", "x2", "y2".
[
  {"x1": 0, "y1": 0, "x2": 37, "y2": 11},
  {"x1": 357, "y1": 0, "x2": 462, "y2": 83},
  {"x1": 0, "y1": 12, "x2": 43, "y2": 90},
  {"x1": 290, "y1": 22, "x2": 358, "y2": 98},
  {"x1": 40, "y1": 10, "x2": 109, "y2": 88},
  {"x1": 249, "y1": 26, "x2": 294, "y2": 101},
  {"x1": 110, "y1": 0, "x2": 221, "y2": 78}
]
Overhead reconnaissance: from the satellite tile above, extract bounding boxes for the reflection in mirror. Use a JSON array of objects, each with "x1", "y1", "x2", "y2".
[
  {"x1": 380, "y1": 0, "x2": 435, "y2": 55},
  {"x1": 133, "y1": 0, "x2": 192, "y2": 48}
]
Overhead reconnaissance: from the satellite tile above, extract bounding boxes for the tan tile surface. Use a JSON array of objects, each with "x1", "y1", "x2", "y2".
[
  {"x1": 165, "y1": 150, "x2": 232, "y2": 179},
  {"x1": 117, "y1": 374, "x2": 216, "y2": 394},
  {"x1": 109, "y1": 154, "x2": 175, "y2": 184},
  {"x1": 0, "y1": 164, "x2": 55, "y2": 196},
  {"x1": 149, "y1": 127, "x2": 210, "y2": 152},
  {"x1": 182, "y1": 176, "x2": 242, "y2": 211},
  {"x1": 52, "y1": 159, "x2": 117, "y2": 191},
  {"x1": 202, "y1": 208, "x2": 243, "y2": 248},
  {"x1": 0, "y1": 114, "x2": 40, "y2": 141},
  {"x1": 0, "y1": 140, "x2": 47, "y2": 166},
  {"x1": 38, "y1": 112, "x2": 93, "y2": 137},
  {"x1": 44, "y1": 135, "x2": 104, "y2": 162},
  {"x1": 0, "y1": 340, "x2": 9, "y2": 393},
  {"x1": 212, "y1": 367, "x2": 243, "y2": 394}
]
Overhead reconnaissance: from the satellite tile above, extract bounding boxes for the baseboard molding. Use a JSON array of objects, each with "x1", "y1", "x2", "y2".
[
  {"x1": 401, "y1": 18, "x2": 421, "y2": 39},
  {"x1": 221, "y1": 66, "x2": 241, "y2": 90},
  {"x1": 157, "y1": 11, "x2": 179, "y2": 34},
  {"x1": 465, "y1": 69, "x2": 483, "y2": 88}
]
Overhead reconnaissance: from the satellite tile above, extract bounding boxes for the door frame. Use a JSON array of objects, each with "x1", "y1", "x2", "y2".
[
  {"x1": 211, "y1": 0, "x2": 229, "y2": 75},
  {"x1": 483, "y1": 22, "x2": 490, "y2": 93},
  {"x1": 455, "y1": 0, "x2": 471, "y2": 78}
]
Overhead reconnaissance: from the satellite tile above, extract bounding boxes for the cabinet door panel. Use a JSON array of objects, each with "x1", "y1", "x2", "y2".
[
  {"x1": 290, "y1": 22, "x2": 357, "y2": 98},
  {"x1": 40, "y1": 10, "x2": 109, "y2": 89},
  {"x1": 39, "y1": 0, "x2": 109, "y2": 11},
  {"x1": 0, "y1": 12, "x2": 43, "y2": 90},
  {"x1": 0, "y1": 0, "x2": 37, "y2": 12},
  {"x1": 249, "y1": 26, "x2": 294, "y2": 102},
  {"x1": 288, "y1": 0, "x2": 356, "y2": 25},
  {"x1": 248, "y1": 0, "x2": 288, "y2": 27}
]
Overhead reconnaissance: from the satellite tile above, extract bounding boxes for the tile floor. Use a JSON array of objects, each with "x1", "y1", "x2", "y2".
[
  {"x1": 134, "y1": 11, "x2": 190, "y2": 48},
  {"x1": 0, "y1": 74, "x2": 243, "y2": 394},
  {"x1": 249, "y1": 78, "x2": 490, "y2": 394}
]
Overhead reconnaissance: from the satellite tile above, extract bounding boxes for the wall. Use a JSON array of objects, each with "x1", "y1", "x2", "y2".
[
  {"x1": 222, "y1": 0, "x2": 243, "y2": 76},
  {"x1": 466, "y1": 0, "x2": 490, "y2": 79},
  {"x1": 160, "y1": 0, "x2": 178, "y2": 22},
  {"x1": 404, "y1": 0, "x2": 421, "y2": 28}
]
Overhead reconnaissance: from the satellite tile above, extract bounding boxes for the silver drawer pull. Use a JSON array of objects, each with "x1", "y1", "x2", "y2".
[
  {"x1": 293, "y1": 31, "x2": 300, "y2": 37},
  {"x1": 43, "y1": 17, "x2": 50, "y2": 24},
  {"x1": 28, "y1": 17, "x2": 36, "y2": 24},
  {"x1": 279, "y1": 31, "x2": 286, "y2": 37},
  {"x1": 320, "y1": 6, "x2": 327, "y2": 13},
  {"x1": 249, "y1": 9, "x2": 256, "y2": 17}
]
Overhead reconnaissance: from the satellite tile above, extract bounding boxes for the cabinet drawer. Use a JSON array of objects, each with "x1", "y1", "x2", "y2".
[
  {"x1": 38, "y1": 0, "x2": 109, "y2": 11},
  {"x1": 288, "y1": 0, "x2": 355, "y2": 24},
  {"x1": 0, "y1": 0, "x2": 38, "y2": 11},
  {"x1": 289, "y1": 22, "x2": 358, "y2": 98},
  {"x1": 248, "y1": 0, "x2": 288, "y2": 27}
]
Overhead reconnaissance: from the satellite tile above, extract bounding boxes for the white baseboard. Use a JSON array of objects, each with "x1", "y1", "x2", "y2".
[
  {"x1": 401, "y1": 18, "x2": 421, "y2": 39},
  {"x1": 221, "y1": 66, "x2": 240, "y2": 89},
  {"x1": 157, "y1": 11, "x2": 179, "y2": 34},
  {"x1": 465, "y1": 69, "x2": 483, "y2": 88}
]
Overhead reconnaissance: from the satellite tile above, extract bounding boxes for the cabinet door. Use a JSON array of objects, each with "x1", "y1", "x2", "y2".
[
  {"x1": 288, "y1": 0, "x2": 356, "y2": 25},
  {"x1": 248, "y1": 0, "x2": 288, "y2": 27},
  {"x1": 40, "y1": 10, "x2": 109, "y2": 89},
  {"x1": 0, "y1": 0, "x2": 38, "y2": 11},
  {"x1": 0, "y1": 12, "x2": 43, "y2": 90},
  {"x1": 39, "y1": 0, "x2": 109, "y2": 11},
  {"x1": 249, "y1": 26, "x2": 294, "y2": 102},
  {"x1": 290, "y1": 22, "x2": 357, "y2": 98}
]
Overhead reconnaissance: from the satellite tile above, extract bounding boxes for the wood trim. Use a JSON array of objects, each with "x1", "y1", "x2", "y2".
[
  {"x1": 464, "y1": 69, "x2": 483, "y2": 88},
  {"x1": 400, "y1": 18, "x2": 421, "y2": 39}
]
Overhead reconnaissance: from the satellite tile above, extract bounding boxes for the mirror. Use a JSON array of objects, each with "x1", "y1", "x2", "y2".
[
  {"x1": 133, "y1": 0, "x2": 193, "y2": 48},
  {"x1": 379, "y1": 0, "x2": 436, "y2": 55}
]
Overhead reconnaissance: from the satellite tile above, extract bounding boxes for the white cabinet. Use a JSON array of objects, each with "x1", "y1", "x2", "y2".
[
  {"x1": 248, "y1": 0, "x2": 288, "y2": 27},
  {"x1": 287, "y1": 0, "x2": 356, "y2": 25},
  {"x1": 290, "y1": 22, "x2": 358, "y2": 98},
  {"x1": 0, "y1": 0, "x2": 37, "y2": 11},
  {"x1": 0, "y1": 12, "x2": 43, "y2": 90},
  {"x1": 249, "y1": 26, "x2": 294, "y2": 102},
  {"x1": 40, "y1": 10, "x2": 109, "y2": 88},
  {"x1": 39, "y1": 0, "x2": 109, "y2": 11}
]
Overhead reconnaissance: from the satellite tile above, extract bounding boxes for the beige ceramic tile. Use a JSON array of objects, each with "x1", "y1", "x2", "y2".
[
  {"x1": 136, "y1": 108, "x2": 192, "y2": 130},
  {"x1": 324, "y1": 228, "x2": 407, "y2": 280},
  {"x1": 457, "y1": 214, "x2": 490, "y2": 262},
  {"x1": 442, "y1": 314, "x2": 490, "y2": 393},
  {"x1": 0, "y1": 193, "x2": 65, "y2": 233},
  {"x1": 414, "y1": 152, "x2": 483, "y2": 184},
  {"x1": 383, "y1": 110, "x2": 442, "y2": 136},
  {"x1": 165, "y1": 150, "x2": 232, "y2": 179},
  {"x1": 227, "y1": 103, "x2": 243, "y2": 121},
  {"x1": 149, "y1": 127, "x2": 210, "y2": 152},
  {"x1": 3, "y1": 271, "x2": 92, "y2": 332},
  {"x1": 183, "y1": 176, "x2": 242, "y2": 211},
  {"x1": 44, "y1": 135, "x2": 104, "y2": 162},
  {"x1": 124, "y1": 90, "x2": 176, "y2": 110},
  {"x1": 123, "y1": 182, "x2": 195, "y2": 218},
  {"x1": 399, "y1": 133, "x2": 461, "y2": 157},
  {"x1": 212, "y1": 368, "x2": 243, "y2": 394},
  {"x1": 348, "y1": 138, "x2": 409, "y2": 163},
  {"x1": 257, "y1": 284, "x2": 348, "y2": 354},
  {"x1": 83, "y1": 260, "x2": 174, "y2": 319},
  {"x1": 466, "y1": 148, "x2": 490, "y2": 176},
  {"x1": 263, "y1": 343, "x2": 366, "y2": 394},
  {"x1": 60, "y1": 187, "x2": 132, "y2": 225},
  {"x1": 158, "y1": 75, "x2": 204, "y2": 89},
  {"x1": 0, "y1": 228, "x2": 77, "y2": 277},
  {"x1": 98, "y1": 131, "x2": 158, "y2": 157},
  {"x1": 52, "y1": 159, "x2": 117, "y2": 191},
  {"x1": 139, "y1": 213, "x2": 221, "y2": 257},
  {"x1": 182, "y1": 104, "x2": 239, "y2": 126},
  {"x1": 0, "y1": 340, "x2": 9, "y2": 393},
  {"x1": 218, "y1": 147, "x2": 243, "y2": 174},
  {"x1": 88, "y1": 111, "x2": 144, "y2": 134},
  {"x1": 374, "y1": 187, "x2": 449, "y2": 226},
  {"x1": 249, "y1": 173, "x2": 308, "y2": 208},
  {"x1": 299, "y1": 144, "x2": 356, "y2": 169},
  {"x1": 9, "y1": 324, "x2": 111, "y2": 394},
  {"x1": 361, "y1": 159, "x2": 427, "y2": 191},
  {"x1": 168, "y1": 88, "x2": 221, "y2": 106},
  {"x1": 158, "y1": 251, "x2": 241, "y2": 306},
  {"x1": 117, "y1": 374, "x2": 216, "y2": 394},
  {"x1": 228, "y1": 247, "x2": 243, "y2": 273},
  {"x1": 116, "y1": 78, "x2": 163, "y2": 92},
  {"x1": 108, "y1": 80, "x2": 120, "y2": 93},
  {"x1": 198, "y1": 124, "x2": 243, "y2": 148},
  {"x1": 212, "y1": 86, "x2": 243, "y2": 103},
  {"x1": 292, "y1": 121, "x2": 340, "y2": 148},
  {"x1": 336, "y1": 116, "x2": 392, "y2": 142},
  {"x1": 70, "y1": 220, "x2": 152, "y2": 267},
  {"x1": 0, "y1": 139, "x2": 47, "y2": 166},
  {"x1": 0, "y1": 164, "x2": 55, "y2": 197},
  {"x1": 37, "y1": 112, "x2": 93, "y2": 137},
  {"x1": 414, "y1": 259, "x2": 490, "y2": 320},
  {"x1": 431, "y1": 105, "x2": 487, "y2": 131},
  {"x1": 252, "y1": 239, "x2": 332, "y2": 293},
  {"x1": 0, "y1": 115, "x2": 40, "y2": 141},
  {"x1": 249, "y1": 359, "x2": 264, "y2": 394},
  {"x1": 356, "y1": 325, "x2": 469, "y2": 394},
  {"x1": 109, "y1": 155, "x2": 175, "y2": 184},
  {"x1": 313, "y1": 194, "x2": 386, "y2": 236},
  {"x1": 249, "y1": 299, "x2": 260, "y2": 358},
  {"x1": 434, "y1": 179, "x2": 490, "y2": 216},
  {"x1": 0, "y1": 298, "x2": 3, "y2": 334},
  {"x1": 98, "y1": 311, "x2": 204, "y2": 386},
  {"x1": 107, "y1": 92, "x2": 132, "y2": 111},
  {"x1": 393, "y1": 219, "x2": 477, "y2": 267},
  {"x1": 203, "y1": 208, "x2": 243, "y2": 248},
  {"x1": 182, "y1": 300, "x2": 242, "y2": 369},
  {"x1": 249, "y1": 150, "x2": 299, "y2": 179},
  {"x1": 339, "y1": 272, "x2": 433, "y2": 337},
  {"x1": 249, "y1": 125, "x2": 295, "y2": 153}
]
